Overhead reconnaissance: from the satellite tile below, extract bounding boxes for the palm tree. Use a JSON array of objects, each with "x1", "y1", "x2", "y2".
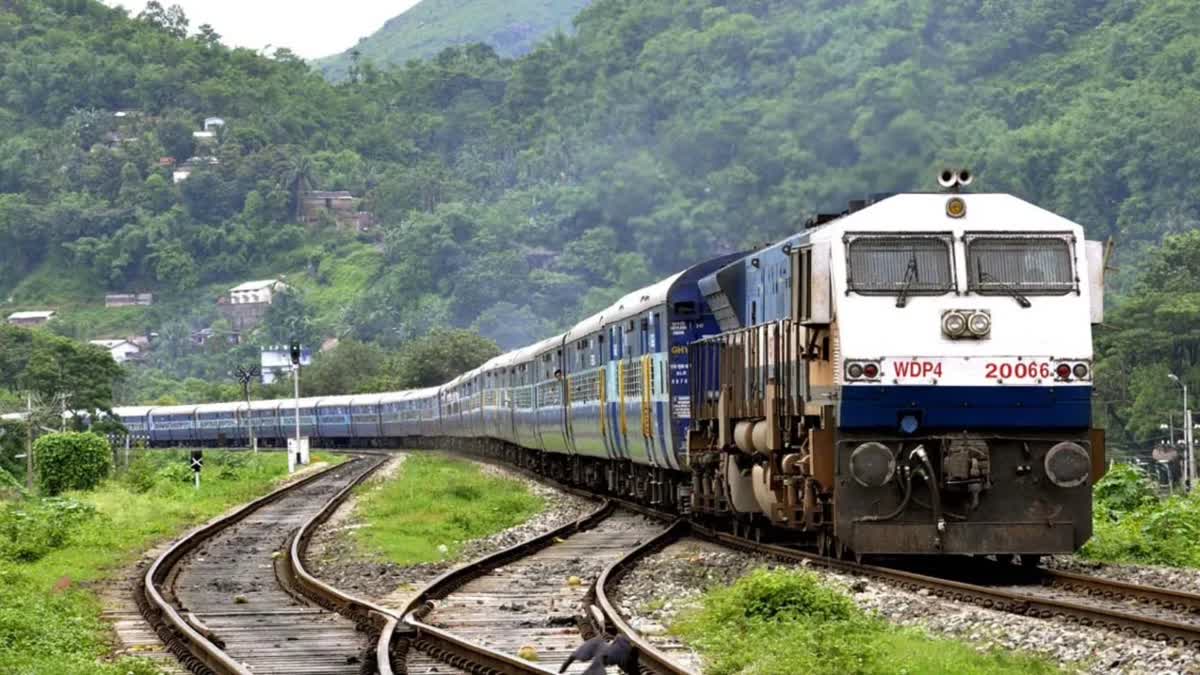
[{"x1": 279, "y1": 154, "x2": 316, "y2": 222}]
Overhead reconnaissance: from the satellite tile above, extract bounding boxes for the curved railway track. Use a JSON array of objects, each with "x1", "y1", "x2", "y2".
[
  {"x1": 137, "y1": 455, "x2": 390, "y2": 675},
  {"x1": 134, "y1": 446, "x2": 1200, "y2": 675},
  {"x1": 454, "y1": 451, "x2": 1200, "y2": 654}
]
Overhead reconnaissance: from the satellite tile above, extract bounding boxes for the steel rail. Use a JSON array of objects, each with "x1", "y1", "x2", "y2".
[
  {"x1": 592, "y1": 518, "x2": 696, "y2": 675},
  {"x1": 140, "y1": 454, "x2": 403, "y2": 675},
  {"x1": 692, "y1": 526, "x2": 1200, "y2": 648},
  {"x1": 139, "y1": 457, "x2": 355, "y2": 675},
  {"x1": 457, "y1": 448, "x2": 1200, "y2": 649},
  {"x1": 281, "y1": 454, "x2": 399, "y2": 673},
  {"x1": 1039, "y1": 567, "x2": 1200, "y2": 616},
  {"x1": 395, "y1": 499, "x2": 617, "y2": 675}
]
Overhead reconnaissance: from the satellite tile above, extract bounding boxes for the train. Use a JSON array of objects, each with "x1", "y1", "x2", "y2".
[{"x1": 110, "y1": 173, "x2": 1107, "y2": 559}]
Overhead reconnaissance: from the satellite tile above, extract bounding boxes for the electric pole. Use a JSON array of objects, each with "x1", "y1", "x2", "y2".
[
  {"x1": 235, "y1": 365, "x2": 261, "y2": 452},
  {"x1": 25, "y1": 392, "x2": 33, "y2": 492}
]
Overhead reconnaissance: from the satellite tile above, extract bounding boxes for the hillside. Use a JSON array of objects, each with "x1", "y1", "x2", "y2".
[
  {"x1": 1, "y1": 0, "x2": 1199, "y2": 450},
  {"x1": 315, "y1": 0, "x2": 592, "y2": 80}
]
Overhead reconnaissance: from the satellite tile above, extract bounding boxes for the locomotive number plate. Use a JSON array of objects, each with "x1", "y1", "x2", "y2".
[{"x1": 863, "y1": 356, "x2": 1089, "y2": 386}]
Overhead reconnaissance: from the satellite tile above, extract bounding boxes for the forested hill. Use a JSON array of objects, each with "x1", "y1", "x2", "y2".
[
  {"x1": 1, "y1": 0, "x2": 1199, "y2": 449},
  {"x1": 315, "y1": 0, "x2": 593, "y2": 80}
]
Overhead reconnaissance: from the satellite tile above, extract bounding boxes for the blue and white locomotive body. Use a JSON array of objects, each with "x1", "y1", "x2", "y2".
[{"x1": 689, "y1": 191, "x2": 1106, "y2": 554}]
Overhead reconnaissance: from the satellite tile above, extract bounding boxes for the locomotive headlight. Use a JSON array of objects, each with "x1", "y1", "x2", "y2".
[
  {"x1": 1045, "y1": 442, "x2": 1091, "y2": 488},
  {"x1": 847, "y1": 363, "x2": 864, "y2": 379},
  {"x1": 967, "y1": 311, "x2": 991, "y2": 337},
  {"x1": 942, "y1": 310, "x2": 967, "y2": 338}
]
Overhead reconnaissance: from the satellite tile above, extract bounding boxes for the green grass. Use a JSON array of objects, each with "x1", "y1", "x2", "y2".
[
  {"x1": 352, "y1": 454, "x2": 543, "y2": 565},
  {"x1": 0, "y1": 449, "x2": 342, "y2": 674},
  {"x1": 672, "y1": 568, "x2": 1060, "y2": 675}
]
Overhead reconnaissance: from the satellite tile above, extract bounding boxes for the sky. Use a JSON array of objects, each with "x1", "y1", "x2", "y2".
[{"x1": 103, "y1": 1, "x2": 422, "y2": 59}]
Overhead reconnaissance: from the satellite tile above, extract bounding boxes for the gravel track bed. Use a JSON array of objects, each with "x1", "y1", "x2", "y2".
[
  {"x1": 307, "y1": 453, "x2": 596, "y2": 611},
  {"x1": 615, "y1": 539, "x2": 1200, "y2": 675},
  {"x1": 1049, "y1": 556, "x2": 1200, "y2": 597}
]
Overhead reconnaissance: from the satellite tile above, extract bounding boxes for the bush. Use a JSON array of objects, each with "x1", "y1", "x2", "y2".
[
  {"x1": 121, "y1": 455, "x2": 159, "y2": 494},
  {"x1": 155, "y1": 461, "x2": 194, "y2": 485},
  {"x1": 0, "y1": 497, "x2": 97, "y2": 562},
  {"x1": 1093, "y1": 463, "x2": 1156, "y2": 516},
  {"x1": 33, "y1": 433, "x2": 112, "y2": 496}
]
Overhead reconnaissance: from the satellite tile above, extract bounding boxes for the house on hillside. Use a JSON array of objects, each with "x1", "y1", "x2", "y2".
[
  {"x1": 7, "y1": 310, "x2": 56, "y2": 327},
  {"x1": 217, "y1": 279, "x2": 289, "y2": 333},
  {"x1": 300, "y1": 190, "x2": 375, "y2": 232},
  {"x1": 89, "y1": 339, "x2": 142, "y2": 364},
  {"x1": 105, "y1": 292, "x2": 154, "y2": 308},
  {"x1": 173, "y1": 156, "x2": 220, "y2": 184},
  {"x1": 204, "y1": 117, "x2": 225, "y2": 132}
]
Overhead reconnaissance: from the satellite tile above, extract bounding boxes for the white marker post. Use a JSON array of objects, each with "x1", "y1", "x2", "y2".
[{"x1": 190, "y1": 450, "x2": 203, "y2": 491}]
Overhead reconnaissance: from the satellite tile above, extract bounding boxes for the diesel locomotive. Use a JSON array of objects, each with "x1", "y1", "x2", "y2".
[{"x1": 112, "y1": 174, "x2": 1107, "y2": 558}]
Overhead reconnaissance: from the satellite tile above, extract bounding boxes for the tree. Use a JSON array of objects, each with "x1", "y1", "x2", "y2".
[
  {"x1": 278, "y1": 154, "x2": 316, "y2": 222},
  {"x1": 390, "y1": 328, "x2": 501, "y2": 389},
  {"x1": 157, "y1": 116, "x2": 196, "y2": 161},
  {"x1": 260, "y1": 287, "x2": 318, "y2": 346},
  {"x1": 301, "y1": 340, "x2": 388, "y2": 395}
]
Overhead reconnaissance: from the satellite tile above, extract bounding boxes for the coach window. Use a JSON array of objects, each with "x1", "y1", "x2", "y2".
[
  {"x1": 846, "y1": 233, "x2": 955, "y2": 299},
  {"x1": 640, "y1": 318, "x2": 650, "y2": 355},
  {"x1": 965, "y1": 233, "x2": 1075, "y2": 296}
]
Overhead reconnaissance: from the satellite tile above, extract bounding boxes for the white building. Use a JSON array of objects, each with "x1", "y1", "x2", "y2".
[
  {"x1": 260, "y1": 345, "x2": 312, "y2": 384},
  {"x1": 228, "y1": 279, "x2": 287, "y2": 305},
  {"x1": 88, "y1": 339, "x2": 141, "y2": 364},
  {"x1": 204, "y1": 117, "x2": 226, "y2": 131},
  {"x1": 7, "y1": 310, "x2": 56, "y2": 327}
]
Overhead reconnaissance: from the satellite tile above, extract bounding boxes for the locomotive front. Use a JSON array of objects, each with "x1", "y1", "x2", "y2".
[
  {"x1": 688, "y1": 181, "x2": 1106, "y2": 557},
  {"x1": 831, "y1": 191, "x2": 1105, "y2": 555}
]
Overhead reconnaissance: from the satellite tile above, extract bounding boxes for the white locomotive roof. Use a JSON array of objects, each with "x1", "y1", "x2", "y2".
[{"x1": 806, "y1": 193, "x2": 1084, "y2": 241}]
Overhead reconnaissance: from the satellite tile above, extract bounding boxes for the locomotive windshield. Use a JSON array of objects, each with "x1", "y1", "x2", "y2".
[
  {"x1": 965, "y1": 234, "x2": 1074, "y2": 295},
  {"x1": 846, "y1": 234, "x2": 954, "y2": 296}
]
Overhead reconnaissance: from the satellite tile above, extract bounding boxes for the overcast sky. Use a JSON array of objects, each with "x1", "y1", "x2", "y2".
[{"x1": 104, "y1": 1, "x2": 421, "y2": 59}]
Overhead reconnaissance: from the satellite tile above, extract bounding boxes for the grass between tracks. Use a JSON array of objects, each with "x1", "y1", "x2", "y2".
[
  {"x1": 673, "y1": 568, "x2": 1060, "y2": 675},
  {"x1": 0, "y1": 449, "x2": 344, "y2": 675},
  {"x1": 351, "y1": 454, "x2": 543, "y2": 565}
]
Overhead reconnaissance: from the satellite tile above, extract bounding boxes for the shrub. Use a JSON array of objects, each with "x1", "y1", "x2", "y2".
[
  {"x1": 33, "y1": 433, "x2": 112, "y2": 496},
  {"x1": 1093, "y1": 463, "x2": 1156, "y2": 516},
  {"x1": 0, "y1": 497, "x2": 97, "y2": 562},
  {"x1": 121, "y1": 455, "x2": 159, "y2": 494},
  {"x1": 156, "y1": 461, "x2": 194, "y2": 485}
]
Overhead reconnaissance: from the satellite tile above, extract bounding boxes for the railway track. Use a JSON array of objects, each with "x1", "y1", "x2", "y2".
[
  {"x1": 390, "y1": 500, "x2": 680, "y2": 674},
  {"x1": 688, "y1": 525, "x2": 1200, "y2": 649},
  {"x1": 133, "y1": 445, "x2": 1200, "y2": 675},
  {"x1": 463, "y1": 450, "x2": 1200, "y2": 654},
  {"x1": 137, "y1": 455, "x2": 391, "y2": 675}
]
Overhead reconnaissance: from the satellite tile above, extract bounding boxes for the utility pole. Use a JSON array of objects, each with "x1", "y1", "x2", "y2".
[
  {"x1": 1169, "y1": 373, "x2": 1192, "y2": 491},
  {"x1": 25, "y1": 393, "x2": 33, "y2": 492},
  {"x1": 236, "y1": 366, "x2": 260, "y2": 452}
]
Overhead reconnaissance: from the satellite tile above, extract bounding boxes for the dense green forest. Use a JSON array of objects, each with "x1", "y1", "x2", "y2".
[
  {"x1": 316, "y1": 0, "x2": 593, "y2": 80},
  {"x1": 1, "y1": 0, "x2": 1198, "y2": 454}
]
